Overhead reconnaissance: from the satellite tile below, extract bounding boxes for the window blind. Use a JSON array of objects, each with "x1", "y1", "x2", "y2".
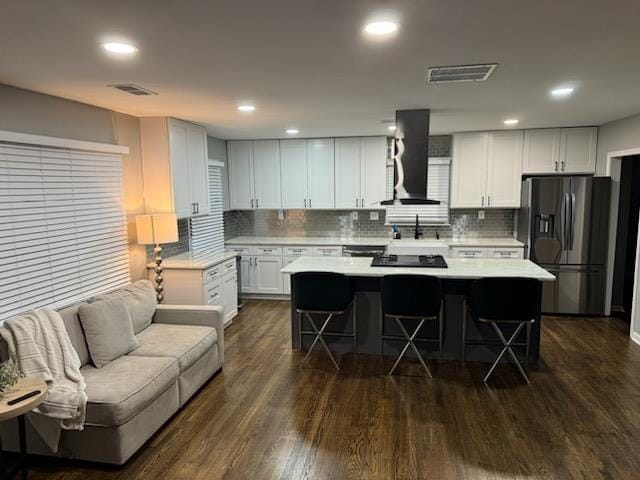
[
  {"x1": 189, "y1": 160, "x2": 224, "y2": 253},
  {"x1": 0, "y1": 143, "x2": 130, "y2": 321},
  {"x1": 385, "y1": 157, "x2": 451, "y2": 225}
]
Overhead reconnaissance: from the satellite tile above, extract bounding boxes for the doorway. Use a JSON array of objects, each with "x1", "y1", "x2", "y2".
[{"x1": 611, "y1": 156, "x2": 640, "y2": 321}]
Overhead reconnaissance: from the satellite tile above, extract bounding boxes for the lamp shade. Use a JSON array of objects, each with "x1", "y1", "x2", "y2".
[{"x1": 135, "y1": 213, "x2": 179, "y2": 245}]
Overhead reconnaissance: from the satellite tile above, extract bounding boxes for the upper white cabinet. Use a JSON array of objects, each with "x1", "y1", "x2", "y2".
[
  {"x1": 228, "y1": 140, "x2": 282, "y2": 209},
  {"x1": 281, "y1": 139, "x2": 335, "y2": 209},
  {"x1": 451, "y1": 130, "x2": 523, "y2": 208},
  {"x1": 523, "y1": 127, "x2": 597, "y2": 175},
  {"x1": 335, "y1": 136, "x2": 387, "y2": 209},
  {"x1": 141, "y1": 117, "x2": 210, "y2": 218}
]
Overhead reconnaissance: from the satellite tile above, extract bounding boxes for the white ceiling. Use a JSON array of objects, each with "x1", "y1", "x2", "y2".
[{"x1": 2, "y1": 0, "x2": 640, "y2": 139}]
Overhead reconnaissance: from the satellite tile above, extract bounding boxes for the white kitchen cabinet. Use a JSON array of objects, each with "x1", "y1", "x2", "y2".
[
  {"x1": 335, "y1": 137, "x2": 387, "y2": 209},
  {"x1": 280, "y1": 139, "x2": 308, "y2": 209},
  {"x1": 141, "y1": 117, "x2": 210, "y2": 218},
  {"x1": 222, "y1": 271, "x2": 238, "y2": 326},
  {"x1": 240, "y1": 256, "x2": 252, "y2": 291},
  {"x1": 523, "y1": 127, "x2": 597, "y2": 175},
  {"x1": 452, "y1": 131, "x2": 522, "y2": 209},
  {"x1": 282, "y1": 256, "x2": 297, "y2": 294},
  {"x1": 307, "y1": 139, "x2": 335, "y2": 209},
  {"x1": 228, "y1": 140, "x2": 282, "y2": 209},
  {"x1": 451, "y1": 132, "x2": 489, "y2": 208},
  {"x1": 254, "y1": 256, "x2": 284, "y2": 294}
]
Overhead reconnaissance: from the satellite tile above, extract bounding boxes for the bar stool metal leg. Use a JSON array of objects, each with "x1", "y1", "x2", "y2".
[
  {"x1": 300, "y1": 313, "x2": 340, "y2": 371},
  {"x1": 483, "y1": 321, "x2": 529, "y2": 383},
  {"x1": 388, "y1": 317, "x2": 432, "y2": 378}
]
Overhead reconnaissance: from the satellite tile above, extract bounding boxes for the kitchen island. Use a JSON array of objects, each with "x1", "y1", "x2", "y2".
[{"x1": 281, "y1": 257, "x2": 555, "y2": 363}]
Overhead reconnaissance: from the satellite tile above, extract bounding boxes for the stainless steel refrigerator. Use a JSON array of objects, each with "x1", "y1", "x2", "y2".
[{"x1": 518, "y1": 177, "x2": 611, "y2": 314}]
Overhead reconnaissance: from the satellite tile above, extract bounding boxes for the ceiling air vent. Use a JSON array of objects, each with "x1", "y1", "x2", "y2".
[
  {"x1": 427, "y1": 64, "x2": 498, "y2": 84},
  {"x1": 108, "y1": 84, "x2": 158, "y2": 96}
]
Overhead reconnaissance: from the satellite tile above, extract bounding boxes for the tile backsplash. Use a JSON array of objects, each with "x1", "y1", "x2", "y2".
[{"x1": 146, "y1": 218, "x2": 190, "y2": 260}]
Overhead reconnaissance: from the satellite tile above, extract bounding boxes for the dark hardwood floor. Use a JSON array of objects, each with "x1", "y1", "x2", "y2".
[{"x1": 25, "y1": 300, "x2": 640, "y2": 480}]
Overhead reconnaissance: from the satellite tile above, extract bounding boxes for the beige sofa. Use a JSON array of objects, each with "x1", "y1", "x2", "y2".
[{"x1": 0, "y1": 280, "x2": 224, "y2": 465}]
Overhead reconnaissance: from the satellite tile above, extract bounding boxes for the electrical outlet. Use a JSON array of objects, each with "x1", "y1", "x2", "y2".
[
  {"x1": 351, "y1": 211, "x2": 359, "y2": 221},
  {"x1": 278, "y1": 209, "x2": 284, "y2": 220},
  {"x1": 369, "y1": 211, "x2": 379, "y2": 221},
  {"x1": 478, "y1": 210, "x2": 485, "y2": 220}
]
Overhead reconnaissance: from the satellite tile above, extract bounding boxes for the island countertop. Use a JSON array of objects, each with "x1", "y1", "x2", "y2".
[{"x1": 281, "y1": 256, "x2": 555, "y2": 281}]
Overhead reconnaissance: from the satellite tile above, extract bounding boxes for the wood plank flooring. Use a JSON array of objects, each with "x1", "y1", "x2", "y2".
[{"x1": 23, "y1": 300, "x2": 640, "y2": 479}]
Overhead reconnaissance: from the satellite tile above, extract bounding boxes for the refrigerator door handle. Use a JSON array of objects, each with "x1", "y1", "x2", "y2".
[
  {"x1": 570, "y1": 192, "x2": 576, "y2": 250},
  {"x1": 561, "y1": 193, "x2": 569, "y2": 251}
]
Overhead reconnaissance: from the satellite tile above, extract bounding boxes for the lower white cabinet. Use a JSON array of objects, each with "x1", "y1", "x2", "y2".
[
  {"x1": 282, "y1": 256, "x2": 297, "y2": 294},
  {"x1": 449, "y1": 246, "x2": 524, "y2": 259},
  {"x1": 148, "y1": 257, "x2": 238, "y2": 327},
  {"x1": 254, "y1": 256, "x2": 284, "y2": 294}
]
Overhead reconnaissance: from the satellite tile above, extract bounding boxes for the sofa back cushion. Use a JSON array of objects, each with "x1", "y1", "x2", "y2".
[
  {"x1": 78, "y1": 298, "x2": 140, "y2": 368},
  {"x1": 58, "y1": 304, "x2": 91, "y2": 367},
  {"x1": 94, "y1": 280, "x2": 157, "y2": 334}
]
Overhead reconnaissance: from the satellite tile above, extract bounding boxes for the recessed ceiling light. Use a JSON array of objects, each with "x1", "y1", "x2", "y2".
[
  {"x1": 102, "y1": 42, "x2": 138, "y2": 54},
  {"x1": 286, "y1": 129, "x2": 299, "y2": 135},
  {"x1": 237, "y1": 104, "x2": 256, "y2": 112},
  {"x1": 388, "y1": 125, "x2": 396, "y2": 131},
  {"x1": 503, "y1": 119, "x2": 519, "y2": 125},
  {"x1": 551, "y1": 87, "x2": 574, "y2": 97},
  {"x1": 364, "y1": 21, "x2": 398, "y2": 35}
]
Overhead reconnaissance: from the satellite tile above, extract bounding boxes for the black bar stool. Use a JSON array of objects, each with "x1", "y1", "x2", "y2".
[
  {"x1": 381, "y1": 275, "x2": 443, "y2": 377},
  {"x1": 292, "y1": 272, "x2": 356, "y2": 371},
  {"x1": 462, "y1": 277, "x2": 538, "y2": 383}
]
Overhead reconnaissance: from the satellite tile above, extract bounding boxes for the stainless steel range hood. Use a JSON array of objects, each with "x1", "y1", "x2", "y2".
[{"x1": 381, "y1": 109, "x2": 440, "y2": 205}]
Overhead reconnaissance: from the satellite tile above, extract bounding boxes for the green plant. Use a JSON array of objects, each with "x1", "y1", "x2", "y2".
[{"x1": 0, "y1": 358, "x2": 21, "y2": 396}]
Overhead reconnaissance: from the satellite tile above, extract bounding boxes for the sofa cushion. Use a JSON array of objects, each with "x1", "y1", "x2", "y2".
[
  {"x1": 82, "y1": 355, "x2": 179, "y2": 427},
  {"x1": 94, "y1": 281, "x2": 157, "y2": 334},
  {"x1": 57, "y1": 303, "x2": 91, "y2": 367},
  {"x1": 78, "y1": 298, "x2": 139, "y2": 368},
  {"x1": 128, "y1": 324, "x2": 218, "y2": 373}
]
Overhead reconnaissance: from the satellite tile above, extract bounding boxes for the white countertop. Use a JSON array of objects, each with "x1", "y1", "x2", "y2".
[
  {"x1": 280, "y1": 256, "x2": 555, "y2": 281},
  {"x1": 149, "y1": 251, "x2": 238, "y2": 270},
  {"x1": 226, "y1": 236, "x2": 524, "y2": 248}
]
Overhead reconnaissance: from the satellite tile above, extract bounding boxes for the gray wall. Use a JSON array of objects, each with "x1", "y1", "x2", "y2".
[{"x1": 596, "y1": 113, "x2": 640, "y2": 175}]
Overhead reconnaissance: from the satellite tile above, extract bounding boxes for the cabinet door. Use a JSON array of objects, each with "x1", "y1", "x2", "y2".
[
  {"x1": 486, "y1": 130, "x2": 523, "y2": 208},
  {"x1": 334, "y1": 137, "x2": 361, "y2": 209},
  {"x1": 560, "y1": 127, "x2": 597, "y2": 174},
  {"x1": 222, "y1": 272, "x2": 238, "y2": 326},
  {"x1": 361, "y1": 136, "x2": 388, "y2": 208},
  {"x1": 451, "y1": 132, "x2": 488, "y2": 208},
  {"x1": 168, "y1": 122, "x2": 193, "y2": 218},
  {"x1": 252, "y1": 140, "x2": 281, "y2": 209},
  {"x1": 523, "y1": 129, "x2": 561, "y2": 174},
  {"x1": 307, "y1": 138, "x2": 335, "y2": 209},
  {"x1": 239, "y1": 256, "x2": 253, "y2": 292},
  {"x1": 280, "y1": 139, "x2": 308, "y2": 209},
  {"x1": 254, "y1": 256, "x2": 283, "y2": 294},
  {"x1": 187, "y1": 126, "x2": 210, "y2": 215},
  {"x1": 228, "y1": 141, "x2": 255, "y2": 209}
]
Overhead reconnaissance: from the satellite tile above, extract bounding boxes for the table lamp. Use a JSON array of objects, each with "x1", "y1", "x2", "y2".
[{"x1": 136, "y1": 213, "x2": 178, "y2": 302}]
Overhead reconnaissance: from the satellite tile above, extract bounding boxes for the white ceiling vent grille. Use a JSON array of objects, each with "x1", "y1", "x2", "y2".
[
  {"x1": 108, "y1": 84, "x2": 158, "y2": 96},
  {"x1": 427, "y1": 64, "x2": 498, "y2": 84}
]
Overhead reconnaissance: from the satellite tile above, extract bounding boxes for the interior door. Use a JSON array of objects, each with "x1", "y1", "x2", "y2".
[
  {"x1": 280, "y1": 139, "x2": 308, "y2": 209},
  {"x1": 186, "y1": 126, "x2": 210, "y2": 215},
  {"x1": 485, "y1": 130, "x2": 523, "y2": 208},
  {"x1": 334, "y1": 137, "x2": 361, "y2": 208},
  {"x1": 529, "y1": 177, "x2": 569, "y2": 265},
  {"x1": 307, "y1": 138, "x2": 335, "y2": 209},
  {"x1": 252, "y1": 140, "x2": 281, "y2": 209},
  {"x1": 168, "y1": 122, "x2": 192, "y2": 218},
  {"x1": 360, "y1": 136, "x2": 388, "y2": 208},
  {"x1": 227, "y1": 141, "x2": 254, "y2": 210}
]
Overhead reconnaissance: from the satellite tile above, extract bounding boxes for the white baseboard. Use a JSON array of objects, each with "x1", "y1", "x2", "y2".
[{"x1": 631, "y1": 331, "x2": 640, "y2": 347}]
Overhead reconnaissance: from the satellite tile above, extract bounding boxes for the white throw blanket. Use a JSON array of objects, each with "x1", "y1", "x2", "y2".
[{"x1": 0, "y1": 308, "x2": 87, "y2": 452}]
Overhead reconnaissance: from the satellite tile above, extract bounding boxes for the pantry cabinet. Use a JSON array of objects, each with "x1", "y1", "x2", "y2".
[
  {"x1": 335, "y1": 137, "x2": 387, "y2": 209},
  {"x1": 522, "y1": 127, "x2": 597, "y2": 175},
  {"x1": 451, "y1": 130, "x2": 523, "y2": 209},
  {"x1": 140, "y1": 117, "x2": 210, "y2": 218},
  {"x1": 227, "y1": 140, "x2": 281, "y2": 209}
]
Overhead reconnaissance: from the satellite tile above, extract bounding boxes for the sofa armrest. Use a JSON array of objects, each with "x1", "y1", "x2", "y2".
[{"x1": 153, "y1": 305, "x2": 224, "y2": 365}]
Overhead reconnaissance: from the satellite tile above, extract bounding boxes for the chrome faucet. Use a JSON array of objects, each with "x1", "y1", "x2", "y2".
[{"x1": 414, "y1": 214, "x2": 423, "y2": 240}]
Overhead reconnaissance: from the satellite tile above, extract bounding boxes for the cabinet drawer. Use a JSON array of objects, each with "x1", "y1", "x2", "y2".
[
  {"x1": 222, "y1": 258, "x2": 236, "y2": 274},
  {"x1": 488, "y1": 247, "x2": 523, "y2": 259},
  {"x1": 205, "y1": 279, "x2": 223, "y2": 305},
  {"x1": 203, "y1": 264, "x2": 223, "y2": 284},
  {"x1": 255, "y1": 246, "x2": 283, "y2": 256},
  {"x1": 227, "y1": 246, "x2": 251, "y2": 255},
  {"x1": 284, "y1": 246, "x2": 313, "y2": 256},
  {"x1": 312, "y1": 246, "x2": 342, "y2": 257},
  {"x1": 451, "y1": 247, "x2": 487, "y2": 258}
]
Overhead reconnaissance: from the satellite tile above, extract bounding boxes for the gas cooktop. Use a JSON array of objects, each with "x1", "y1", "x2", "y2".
[{"x1": 371, "y1": 254, "x2": 448, "y2": 268}]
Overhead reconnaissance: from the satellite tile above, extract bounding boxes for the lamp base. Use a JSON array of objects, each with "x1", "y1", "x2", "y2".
[{"x1": 154, "y1": 244, "x2": 164, "y2": 303}]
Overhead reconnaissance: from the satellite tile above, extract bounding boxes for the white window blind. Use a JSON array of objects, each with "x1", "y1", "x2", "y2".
[
  {"x1": 0, "y1": 143, "x2": 130, "y2": 321},
  {"x1": 189, "y1": 160, "x2": 224, "y2": 253},
  {"x1": 385, "y1": 157, "x2": 451, "y2": 225}
]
